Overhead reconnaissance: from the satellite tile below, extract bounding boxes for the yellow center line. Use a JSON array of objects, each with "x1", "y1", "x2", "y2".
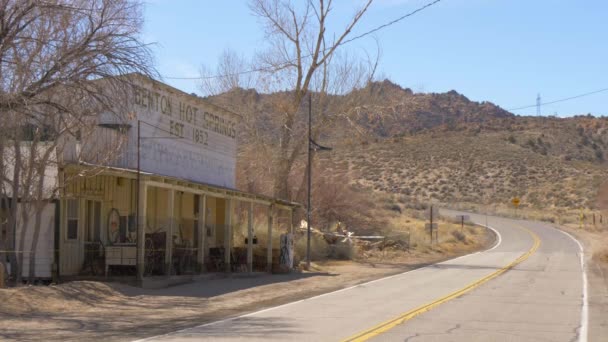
[{"x1": 342, "y1": 225, "x2": 541, "y2": 342}]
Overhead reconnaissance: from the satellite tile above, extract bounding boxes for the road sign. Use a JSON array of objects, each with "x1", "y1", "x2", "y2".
[
  {"x1": 425, "y1": 223, "x2": 438, "y2": 231},
  {"x1": 511, "y1": 197, "x2": 520, "y2": 207}
]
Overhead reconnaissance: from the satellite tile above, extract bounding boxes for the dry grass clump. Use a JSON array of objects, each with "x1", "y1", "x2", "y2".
[
  {"x1": 450, "y1": 230, "x2": 466, "y2": 243},
  {"x1": 293, "y1": 233, "x2": 329, "y2": 262},
  {"x1": 593, "y1": 249, "x2": 608, "y2": 264}
]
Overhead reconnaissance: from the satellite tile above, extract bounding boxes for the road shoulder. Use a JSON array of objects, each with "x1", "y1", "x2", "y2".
[{"x1": 556, "y1": 225, "x2": 608, "y2": 341}]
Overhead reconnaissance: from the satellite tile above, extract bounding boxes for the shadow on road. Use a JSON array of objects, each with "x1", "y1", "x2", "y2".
[{"x1": 115, "y1": 272, "x2": 337, "y2": 298}]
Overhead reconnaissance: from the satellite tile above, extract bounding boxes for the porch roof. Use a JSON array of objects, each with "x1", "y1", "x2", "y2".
[{"x1": 64, "y1": 162, "x2": 300, "y2": 210}]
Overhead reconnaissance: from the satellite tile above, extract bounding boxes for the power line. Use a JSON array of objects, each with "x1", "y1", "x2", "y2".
[
  {"x1": 163, "y1": 0, "x2": 443, "y2": 81},
  {"x1": 508, "y1": 87, "x2": 608, "y2": 112}
]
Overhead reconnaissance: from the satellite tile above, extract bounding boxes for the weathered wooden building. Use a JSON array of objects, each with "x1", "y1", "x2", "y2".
[{"x1": 12, "y1": 74, "x2": 298, "y2": 283}]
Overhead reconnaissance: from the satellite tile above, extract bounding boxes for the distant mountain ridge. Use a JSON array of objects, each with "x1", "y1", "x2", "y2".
[
  {"x1": 208, "y1": 80, "x2": 608, "y2": 163},
  {"x1": 341, "y1": 79, "x2": 515, "y2": 137},
  {"x1": 207, "y1": 80, "x2": 608, "y2": 211}
]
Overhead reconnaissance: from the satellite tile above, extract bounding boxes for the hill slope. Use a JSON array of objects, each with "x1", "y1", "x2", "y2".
[
  {"x1": 324, "y1": 131, "x2": 606, "y2": 212},
  {"x1": 207, "y1": 80, "x2": 608, "y2": 213}
]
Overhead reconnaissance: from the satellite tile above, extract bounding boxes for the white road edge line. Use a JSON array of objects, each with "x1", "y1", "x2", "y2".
[
  {"x1": 553, "y1": 228, "x2": 588, "y2": 342},
  {"x1": 132, "y1": 224, "x2": 503, "y2": 342}
]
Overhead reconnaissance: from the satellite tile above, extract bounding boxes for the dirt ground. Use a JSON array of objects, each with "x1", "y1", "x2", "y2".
[{"x1": 0, "y1": 227, "x2": 494, "y2": 342}]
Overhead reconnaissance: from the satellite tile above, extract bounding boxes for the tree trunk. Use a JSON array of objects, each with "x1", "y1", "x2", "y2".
[
  {"x1": 273, "y1": 159, "x2": 292, "y2": 200},
  {"x1": 28, "y1": 168, "x2": 46, "y2": 282},
  {"x1": 27, "y1": 206, "x2": 43, "y2": 283},
  {"x1": 7, "y1": 140, "x2": 21, "y2": 282},
  {"x1": 16, "y1": 206, "x2": 30, "y2": 284},
  {"x1": 273, "y1": 140, "x2": 305, "y2": 201}
]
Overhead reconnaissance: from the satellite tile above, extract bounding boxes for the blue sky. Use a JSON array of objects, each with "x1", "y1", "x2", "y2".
[{"x1": 143, "y1": 0, "x2": 608, "y2": 116}]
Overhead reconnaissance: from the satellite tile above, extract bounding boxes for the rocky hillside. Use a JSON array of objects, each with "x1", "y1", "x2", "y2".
[
  {"x1": 339, "y1": 80, "x2": 514, "y2": 137},
  {"x1": 207, "y1": 80, "x2": 608, "y2": 212},
  {"x1": 322, "y1": 132, "x2": 607, "y2": 212}
]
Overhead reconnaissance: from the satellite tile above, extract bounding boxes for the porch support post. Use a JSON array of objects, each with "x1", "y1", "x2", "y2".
[
  {"x1": 137, "y1": 182, "x2": 148, "y2": 281},
  {"x1": 224, "y1": 198, "x2": 232, "y2": 272},
  {"x1": 247, "y1": 201, "x2": 254, "y2": 273},
  {"x1": 166, "y1": 189, "x2": 175, "y2": 275},
  {"x1": 290, "y1": 208, "x2": 294, "y2": 235},
  {"x1": 197, "y1": 194, "x2": 206, "y2": 273},
  {"x1": 266, "y1": 205, "x2": 273, "y2": 273}
]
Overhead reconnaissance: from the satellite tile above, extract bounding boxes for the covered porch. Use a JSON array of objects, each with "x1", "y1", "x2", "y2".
[{"x1": 59, "y1": 164, "x2": 297, "y2": 283}]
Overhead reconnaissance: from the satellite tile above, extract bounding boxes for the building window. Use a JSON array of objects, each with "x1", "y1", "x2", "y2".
[{"x1": 67, "y1": 199, "x2": 79, "y2": 240}]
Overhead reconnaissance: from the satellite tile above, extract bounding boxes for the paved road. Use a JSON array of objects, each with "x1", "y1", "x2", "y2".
[{"x1": 139, "y1": 211, "x2": 587, "y2": 342}]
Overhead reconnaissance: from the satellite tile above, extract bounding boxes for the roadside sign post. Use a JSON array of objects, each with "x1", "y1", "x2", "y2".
[
  {"x1": 424, "y1": 204, "x2": 439, "y2": 245},
  {"x1": 427, "y1": 205, "x2": 439, "y2": 245},
  {"x1": 425, "y1": 221, "x2": 438, "y2": 245},
  {"x1": 455, "y1": 215, "x2": 469, "y2": 232},
  {"x1": 511, "y1": 197, "x2": 520, "y2": 218},
  {"x1": 430, "y1": 205, "x2": 433, "y2": 245}
]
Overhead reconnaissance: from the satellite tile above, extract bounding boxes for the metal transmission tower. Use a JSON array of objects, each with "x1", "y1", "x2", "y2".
[{"x1": 536, "y1": 93, "x2": 541, "y2": 116}]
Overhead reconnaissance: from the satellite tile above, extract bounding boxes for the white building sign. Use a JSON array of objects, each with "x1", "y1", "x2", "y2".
[{"x1": 128, "y1": 81, "x2": 238, "y2": 188}]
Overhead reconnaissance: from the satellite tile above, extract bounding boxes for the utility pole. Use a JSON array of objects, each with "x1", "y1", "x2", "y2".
[
  {"x1": 305, "y1": 94, "x2": 332, "y2": 270},
  {"x1": 306, "y1": 94, "x2": 312, "y2": 270},
  {"x1": 136, "y1": 120, "x2": 141, "y2": 282},
  {"x1": 536, "y1": 93, "x2": 541, "y2": 116}
]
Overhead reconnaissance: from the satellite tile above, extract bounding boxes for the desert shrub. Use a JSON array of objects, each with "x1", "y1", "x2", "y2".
[
  {"x1": 526, "y1": 138, "x2": 536, "y2": 148},
  {"x1": 311, "y1": 173, "x2": 382, "y2": 234},
  {"x1": 385, "y1": 203, "x2": 402, "y2": 213},
  {"x1": 404, "y1": 200, "x2": 428, "y2": 211},
  {"x1": 595, "y1": 149, "x2": 603, "y2": 161},
  {"x1": 466, "y1": 226, "x2": 478, "y2": 235},
  {"x1": 294, "y1": 233, "x2": 328, "y2": 261},
  {"x1": 450, "y1": 230, "x2": 466, "y2": 242},
  {"x1": 327, "y1": 243, "x2": 357, "y2": 260},
  {"x1": 540, "y1": 216, "x2": 555, "y2": 223},
  {"x1": 592, "y1": 250, "x2": 608, "y2": 264}
]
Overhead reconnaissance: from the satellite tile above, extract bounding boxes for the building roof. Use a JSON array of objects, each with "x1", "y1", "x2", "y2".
[{"x1": 65, "y1": 162, "x2": 300, "y2": 209}]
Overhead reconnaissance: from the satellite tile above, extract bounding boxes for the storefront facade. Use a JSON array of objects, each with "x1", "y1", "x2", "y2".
[{"x1": 56, "y1": 74, "x2": 297, "y2": 281}]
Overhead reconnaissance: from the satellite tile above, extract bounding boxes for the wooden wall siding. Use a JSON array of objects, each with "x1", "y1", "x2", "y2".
[
  {"x1": 63, "y1": 126, "x2": 128, "y2": 167},
  {"x1": 58, "y1": 168, "x2": 295, "y2": 277},
  {"x1": 61, "y1": 173, "x2": 139, "y2": 276},
  {"x1": 145, "y1": 186, "x2": 171, "y2": 232},
  {"x1": 59, "y1": 197, "x2": 84, "y2": 275},
  {"x1": 215, "y1": 198, "x2": 226, "y2": 247},
  {"x1": 177, "y1": 192, "x2": 196, "y2": 246}
]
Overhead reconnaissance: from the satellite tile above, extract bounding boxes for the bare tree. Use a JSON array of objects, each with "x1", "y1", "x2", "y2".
[
  {"x1": 199, "y1": 49, "x2": 257, "y2": 97},
  {"x1": 250, "y1": 0, "x2": 374, "y2": 199},
  {"x1": 0, "y1": 0, "x2": 155, "y2": 283},
  {"x1": 200, "y1": 0, "x2": 375, "y2": 201}
]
